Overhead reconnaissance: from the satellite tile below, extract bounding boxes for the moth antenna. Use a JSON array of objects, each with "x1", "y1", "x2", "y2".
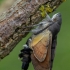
[{"x1": 23, "y1": 24, "x2": 39, "y2": 28}]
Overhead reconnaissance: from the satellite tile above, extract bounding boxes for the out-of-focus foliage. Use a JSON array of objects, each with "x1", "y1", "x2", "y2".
[{"x1": 0, "y1": 0, "x2": 4, "y2": 5}]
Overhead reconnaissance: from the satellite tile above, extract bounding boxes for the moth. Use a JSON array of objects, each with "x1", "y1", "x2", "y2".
[
  {"x1": 19, "y1": 13, "x2": 62, "y2": 70},
  {"x1": 29, "y1": 15, "x2": 52, "y2": 64}
]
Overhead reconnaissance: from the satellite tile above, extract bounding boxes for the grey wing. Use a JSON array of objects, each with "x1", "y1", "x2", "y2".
[
  {"x1": 51, "y1": 36, "x2": 57, "y2": 70},
  {"x1": 48, "y1": 13, "x2": 62, "y2": 70}
]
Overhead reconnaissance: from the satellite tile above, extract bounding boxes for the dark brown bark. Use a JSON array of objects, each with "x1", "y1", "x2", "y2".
[{"x1": 0, "y1": 0, "x2": 64, "y2": 59}]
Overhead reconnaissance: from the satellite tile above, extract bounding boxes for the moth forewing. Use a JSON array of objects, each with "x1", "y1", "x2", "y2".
[
  {"x1": 30, "y1": 29, "x2": 52, "y2": 62},
  {"x1": 30, "y1": 33, "x2": 44, "y2": 48}
]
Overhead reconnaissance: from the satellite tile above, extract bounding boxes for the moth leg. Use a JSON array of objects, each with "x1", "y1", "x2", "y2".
[
  {"x1": 19, "y1": 45, "x2": 32, "y2": 70},
  {"x1": 18, "y1": 37, "x2": 33, "y2": 70},
  {"x1": 23, "y1": 44, "x2": 29, "y2": 48},
  {"x1": 28, "y1": 38, "x2": 32, "y2": 47}
]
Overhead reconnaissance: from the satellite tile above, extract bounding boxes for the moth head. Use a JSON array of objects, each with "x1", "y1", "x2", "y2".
[
  {"x1": 52, "y1": 13, "x2": 62, "y2": 25},
  {"x1": 31, "y1": 14, "x2": 53, "y2": 34},
  {"x1": 37, "y1": 14, "x2": 53, "y2": 29}
]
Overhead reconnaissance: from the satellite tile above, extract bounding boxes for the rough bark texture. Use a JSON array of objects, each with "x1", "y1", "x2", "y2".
[{"x1": 0, "y1": 0, "x2": 63, "y2": 59}]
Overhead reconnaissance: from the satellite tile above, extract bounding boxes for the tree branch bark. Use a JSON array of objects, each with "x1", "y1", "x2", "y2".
[{"x1": 0, "y1": 0, "x2": 64, "y2": 59}]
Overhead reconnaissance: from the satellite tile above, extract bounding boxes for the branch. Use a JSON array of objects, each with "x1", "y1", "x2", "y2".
[{"x1": 0, "y1": 0, "x2": 65, "y2": 59}]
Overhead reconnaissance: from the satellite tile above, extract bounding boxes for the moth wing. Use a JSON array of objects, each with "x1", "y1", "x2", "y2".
[
  {"x1": 31, "y1": 30, "x2": 52, "y2": 62},
  {"x1": 30, "y1": 33, "x2": 44, "y2": 48},
  {"x1": 33, "y1": 38, "x2": 47, "y2": 62}
]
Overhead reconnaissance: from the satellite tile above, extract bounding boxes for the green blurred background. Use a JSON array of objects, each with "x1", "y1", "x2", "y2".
[{"x1": 0, "y1": 0, "x2": 70, "y2": 70}]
